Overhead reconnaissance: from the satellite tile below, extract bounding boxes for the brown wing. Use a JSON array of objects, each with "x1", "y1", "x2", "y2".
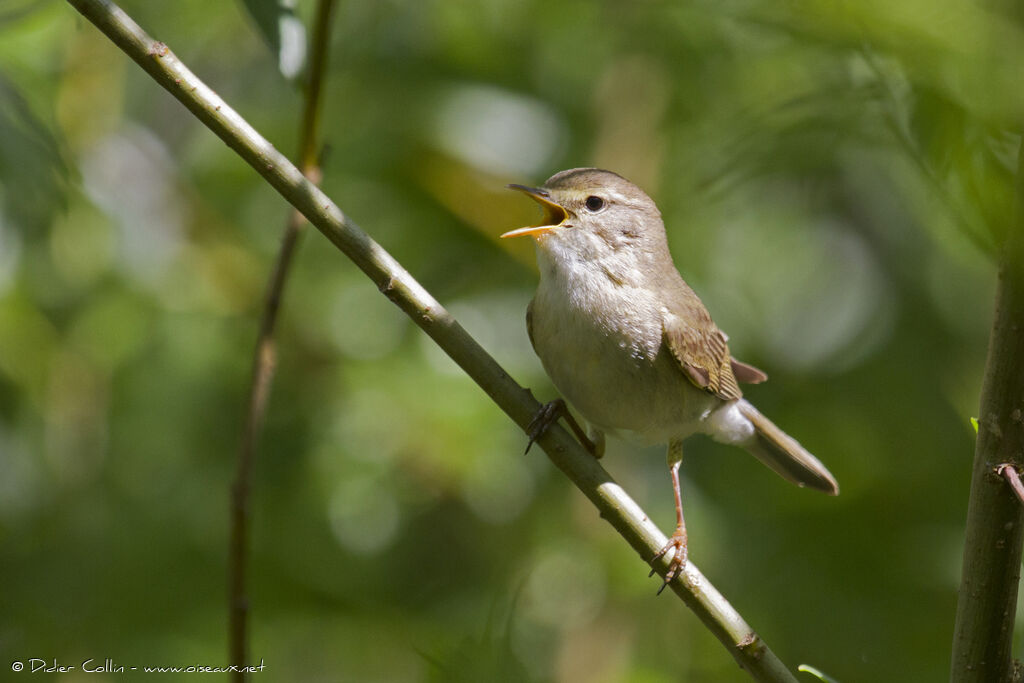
[
  {"x1": 656, "y1": 262, "x2": 768, "y2": 399},
  {"x1": 663, "y1": 309, "x2": 743, "y2": 400}
]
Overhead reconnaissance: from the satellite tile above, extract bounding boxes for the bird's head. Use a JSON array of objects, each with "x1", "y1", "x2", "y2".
[{"x1": 502, "y1": 168, "x2": 664, "y2": 263}]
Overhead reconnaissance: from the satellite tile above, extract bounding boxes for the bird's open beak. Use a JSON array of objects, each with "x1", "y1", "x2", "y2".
[{"x1": 501, "y1": 184, "x2": 570, "y2": 239}]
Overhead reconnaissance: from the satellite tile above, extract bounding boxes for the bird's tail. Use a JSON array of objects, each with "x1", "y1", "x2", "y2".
[{"x1": 735, "y1": 399, "x2": 839, "y2": 495}]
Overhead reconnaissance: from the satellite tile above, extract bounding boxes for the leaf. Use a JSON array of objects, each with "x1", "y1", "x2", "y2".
[
  {"x1": 0, "y1": 74, "x2": 69, "y2": 234},
  {"x1": 798, "y1": 664, "x2": 841, "y2": 682},
  {"x1": 239, "y1": 0, "x2": 307, "y2": 80}
]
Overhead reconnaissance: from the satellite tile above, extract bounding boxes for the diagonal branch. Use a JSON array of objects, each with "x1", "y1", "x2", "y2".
[
  {"x1": 66, "y1": 1, "x2": 800, "y2": 680},
  {"x1": 229, "y1": 0, "x2": 337, "y2": 678}
]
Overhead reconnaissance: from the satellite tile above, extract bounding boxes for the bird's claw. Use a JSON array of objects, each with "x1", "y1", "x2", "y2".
[
  {"x1": 525, "y1": 399, "x2": 566, "y2": 454},
  {"x1": 649, "y1": 529, "x2": 688, "y2": 595},
  {"x1": 524, "y1": 398, "x2": 601, "y2": 457}
]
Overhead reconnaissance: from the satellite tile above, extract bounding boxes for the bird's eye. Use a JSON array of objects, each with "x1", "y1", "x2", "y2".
[{"x1": 584, "y1": 196, "x2": 605, "y2": 212}]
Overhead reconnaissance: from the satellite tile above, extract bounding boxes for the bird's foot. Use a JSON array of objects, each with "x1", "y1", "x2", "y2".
[
  {"x1": 649, "y1": 527, "x2": 688, "y2": 595},
  {"x1": 524, "y1": 398, "x2": 600, "y2": 458},
  {"x1": 524, "y1": 399, "x2": 565, "y2": 454}
]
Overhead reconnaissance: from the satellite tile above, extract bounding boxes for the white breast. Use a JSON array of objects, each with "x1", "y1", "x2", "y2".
[{"x1": 530, "y1": 246, "x2": 716, "y2": 444}]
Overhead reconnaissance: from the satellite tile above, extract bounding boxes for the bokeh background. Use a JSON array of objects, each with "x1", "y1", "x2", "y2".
[{"x1": 1, "y1": 0, "x2": 1021, "y2": 680}]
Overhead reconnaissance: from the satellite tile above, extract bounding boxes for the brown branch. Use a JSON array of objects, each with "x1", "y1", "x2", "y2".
[
  {"x1": 228, "y1": 0, "x2": 337, "y2": 678},
  {"x1": 950, "y1": 137, "x2": 1024, "y2": 682},
  {"x1": 66, "y1": 1, "x2": 801, "y2": 679}
]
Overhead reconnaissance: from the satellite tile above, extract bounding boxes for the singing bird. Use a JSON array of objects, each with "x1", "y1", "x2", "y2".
[{"x1": 502, "y1": 168, "x2": 838, "y2": 590}]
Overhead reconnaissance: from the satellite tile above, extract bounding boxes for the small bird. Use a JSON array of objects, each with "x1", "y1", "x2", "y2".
[{"x1": 502, "y1": 168, "x2": 838, "y2": 591}]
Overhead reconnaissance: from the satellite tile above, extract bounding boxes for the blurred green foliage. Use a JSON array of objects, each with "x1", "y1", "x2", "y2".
[{"x1": 0, "y1": 0, "x2": 1020, "y2": 681}]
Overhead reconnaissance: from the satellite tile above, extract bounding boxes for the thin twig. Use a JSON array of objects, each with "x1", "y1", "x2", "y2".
[
  {"x1": 228, "y1": 0, "x2": 336, "y2": 678},
  {"x1": 996, "y1": 464, "x2": 1024, "y2": 507},
  {"x1": 66, "y1": 1, "x2": 801, "y2": 679}
]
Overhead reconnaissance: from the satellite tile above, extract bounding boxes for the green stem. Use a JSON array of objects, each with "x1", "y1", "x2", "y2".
[
  {"x1": 950, "y1": 139, "x2": 1024, "y2": 682},
  {"x1": 229, "y1": 0, "x2": 337, "y2": 678},
  {"x1": 67, "y1": 1, "x2": 799, "y2": 679}
]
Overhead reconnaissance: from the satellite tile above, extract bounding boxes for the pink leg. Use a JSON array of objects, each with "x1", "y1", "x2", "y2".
[{"x1": 650, "y1": 441, "x2": 687, "y2": 594}]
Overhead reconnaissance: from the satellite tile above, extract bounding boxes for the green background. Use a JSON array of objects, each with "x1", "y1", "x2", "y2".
[{"x1": 1, "y1": 0, "x2": 1019, "y2": 680}]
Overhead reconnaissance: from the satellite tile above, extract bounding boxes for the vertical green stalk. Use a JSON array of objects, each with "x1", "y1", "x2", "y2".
[
  {"x1": 228, "y1": 0, "x2": 337, "y2": 678},
  {"x1": 950, "y1": 140, "x2": 1024, "y2": 682}
]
